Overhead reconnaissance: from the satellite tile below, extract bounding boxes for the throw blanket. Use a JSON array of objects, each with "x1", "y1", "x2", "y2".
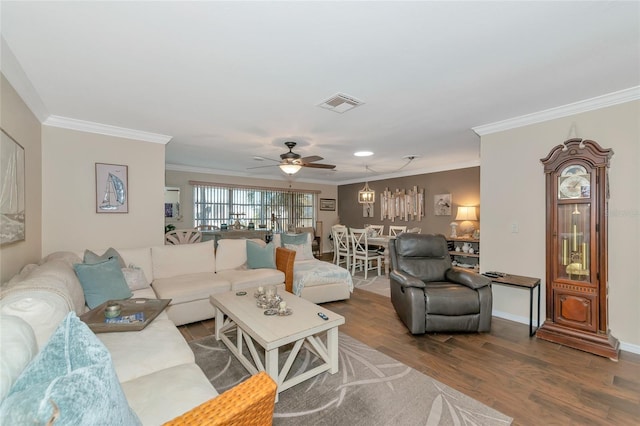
[{"x1": 292, "y1": 260, "x2": 354, "y2": 296}]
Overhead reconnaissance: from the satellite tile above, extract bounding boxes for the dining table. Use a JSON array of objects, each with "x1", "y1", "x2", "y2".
[{"x1": 367, "y1": 235, "x2": 394, "y2": 277}]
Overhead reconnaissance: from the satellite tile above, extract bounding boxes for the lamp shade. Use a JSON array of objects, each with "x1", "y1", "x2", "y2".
[
  {"x1": 279, "y1": 163, "x2": 302, "y2": 175},
  {"x1": 455, "y1": 206, "x2": 477, "y2": 221}
]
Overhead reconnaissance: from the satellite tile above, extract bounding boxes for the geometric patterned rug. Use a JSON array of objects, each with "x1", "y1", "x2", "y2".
[{"x1": 351, "y1": 270, "x2": 391, "y2": 297}]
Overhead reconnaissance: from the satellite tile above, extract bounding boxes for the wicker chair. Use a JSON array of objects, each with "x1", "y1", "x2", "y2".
[
  {"x1": 165, "y1": 229, "x2": 202, "y2": 245},
  {"x1": 163, "y1": 371, "x2": 276, "y2": 425}
]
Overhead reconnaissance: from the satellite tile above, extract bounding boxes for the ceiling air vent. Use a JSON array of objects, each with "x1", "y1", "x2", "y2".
[{"x1": 317, "y1": 93, "x2": 364, "y2": 114}]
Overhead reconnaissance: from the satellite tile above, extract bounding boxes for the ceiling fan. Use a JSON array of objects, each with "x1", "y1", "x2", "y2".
[{"x1": 249, "y1": 142, "x2": 336, "y2": 175}]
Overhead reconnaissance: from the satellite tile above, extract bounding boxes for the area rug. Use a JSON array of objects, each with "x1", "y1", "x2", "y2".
[
  {"x1": 190, "y1": 333, "x2": 512, "y2": 425},
  {"x1": 352, "y1": 271, "x2": 390, "y2": 297}
]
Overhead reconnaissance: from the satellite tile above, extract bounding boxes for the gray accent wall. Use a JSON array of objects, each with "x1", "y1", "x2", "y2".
[{"x1": 338, "y1": 167, "x2": 480, "y2": 236}]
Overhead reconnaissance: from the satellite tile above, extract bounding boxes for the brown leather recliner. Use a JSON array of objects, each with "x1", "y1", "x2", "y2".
[{"x1": 389, "y1": 233, "x2": 492, "y2": 334}]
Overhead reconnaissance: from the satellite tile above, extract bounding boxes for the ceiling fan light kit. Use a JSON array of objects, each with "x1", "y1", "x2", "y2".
[{"x1": 279, "y1": 162, "x2": 302, "y2": 175}]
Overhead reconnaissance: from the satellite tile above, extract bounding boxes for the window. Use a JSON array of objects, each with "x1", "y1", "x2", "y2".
[{"x1": 192, "y1": 182, "x2": 318, "y2": 231}]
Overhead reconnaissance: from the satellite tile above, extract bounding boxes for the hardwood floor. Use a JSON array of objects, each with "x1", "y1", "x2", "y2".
[{"x1": 179, "y1": 275, "x2": 640, "y2": 425}]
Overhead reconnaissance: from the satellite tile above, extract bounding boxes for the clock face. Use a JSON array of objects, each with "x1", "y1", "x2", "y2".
[{"x1": 559, "y1": 174, "x2": 590, "y2": 199}]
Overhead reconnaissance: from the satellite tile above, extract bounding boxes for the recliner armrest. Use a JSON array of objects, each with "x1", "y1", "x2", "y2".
[
  {"x1": 446, "y1": 267, "x2": 491, "y2": 289},
  {"x1": 390, "y1": 270, "x2": 426, "y2": 289}
]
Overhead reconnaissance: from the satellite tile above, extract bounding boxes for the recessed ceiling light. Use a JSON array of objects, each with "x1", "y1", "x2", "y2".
[{"x1": 354, "y1": 151, "x2": 373, "y2": 157}]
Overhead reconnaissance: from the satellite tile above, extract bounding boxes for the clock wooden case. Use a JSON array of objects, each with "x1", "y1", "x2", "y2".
[{"x1": 538, "y1": 139, "x2": 619, "y2": 360}]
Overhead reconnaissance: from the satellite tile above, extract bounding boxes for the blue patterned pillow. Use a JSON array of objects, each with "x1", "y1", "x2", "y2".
[
  {"x1": 74, "y1": 257, "x2": 132, "y2": 308},
  {"x1": 246, "y1": 241, "x2": 276, "y2": 269},
  {"x1": 0, "y1": 312, "x2": 141, "y2": 425}
]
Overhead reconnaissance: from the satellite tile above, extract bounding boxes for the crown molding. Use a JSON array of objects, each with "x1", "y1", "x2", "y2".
[
  {"x1": 43, "y1": 116, "x2": 172, "y2": 144},
  {"x1": 1, "y1": 36, "x2": 50, "y2": 122},
  {"x1": 472, "y1": 86, "x2": 640, "y2": 136}
]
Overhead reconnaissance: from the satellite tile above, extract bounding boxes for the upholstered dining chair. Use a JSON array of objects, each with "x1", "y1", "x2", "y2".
[
  {"x1": 388, "y1": 225, "x2": 407, "y2": 236},
  {"x1": 388, "y1": 233, "x2": 492, "y2": 334},
  {"x1": 350, "y1": 228, "x2": 383, "y2": 279},
  {"x1": 332, "y1": 225, "x2": 350, "y2": 270},
  {"x1": 165, "y1": 229, "x2": 203, "y2": 245}
]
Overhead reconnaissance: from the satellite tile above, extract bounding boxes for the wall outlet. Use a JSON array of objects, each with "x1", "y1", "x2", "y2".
[{"x1": 511, "y1": 222, "x2": 519, "y2": 233}]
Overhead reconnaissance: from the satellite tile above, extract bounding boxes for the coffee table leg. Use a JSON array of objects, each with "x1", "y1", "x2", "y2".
[
  {"x1": 327, "y1": 327, "x2": 339, "y2": 374},
  {"x1": 265, "y1": 347, "x2": 280, "y2": 401},
  {"x1": 214, "y1": 308, "x2": 225, "y2": 341}
]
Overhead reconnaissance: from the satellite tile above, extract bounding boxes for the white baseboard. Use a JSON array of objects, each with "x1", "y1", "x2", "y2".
[{"x1": 492, "y1": 309, "x2": 639, "y2": 355}]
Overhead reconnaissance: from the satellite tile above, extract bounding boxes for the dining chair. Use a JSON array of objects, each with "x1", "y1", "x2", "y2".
[
  {"x1": 350, "y1": 228, "x2": 383, "y2": 279},
  {"x1": 165, "y1": 229, "x2": 203, "y2": 245},
  {"x1": 332, "y1": 225, "x2": 350, "y2": 270},
  {"x1": 388, "y1": 225, "x2": 407, "y2": 237},
  {"x1": 367, "y1": 224, "x2": 384, "y2": 237}
]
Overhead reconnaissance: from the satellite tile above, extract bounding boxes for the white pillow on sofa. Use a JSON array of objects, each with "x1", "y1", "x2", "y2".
[{"x1": 215, "y1": 239, "x2": 248, "y2": 271}]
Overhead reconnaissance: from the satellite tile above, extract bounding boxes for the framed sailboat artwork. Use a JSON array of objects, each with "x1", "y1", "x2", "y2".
[{"x1": 95, "y1": 163, "x2": 128, "y2": 213}]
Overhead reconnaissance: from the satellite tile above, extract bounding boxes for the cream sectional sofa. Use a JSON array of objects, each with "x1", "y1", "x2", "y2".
[{"x1": 0, "y1": 239, "x2": 287, "y2": 424}]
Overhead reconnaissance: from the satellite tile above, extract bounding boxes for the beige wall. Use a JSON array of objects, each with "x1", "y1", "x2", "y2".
[
  {"x1": 338, "y1": 167, "x2": 480, "y2": 236},
  {"x1": 41, "y1": 126, "x2": 166, "y2": 254},
  {"x1": 0, "y1": 74, "x2": 42, "y2": 283},
  {"x1": 165, "y1": 170, "x2": 339, "y2": 252},
  {"x1": 480, "y1": 100, "x2": 640, "y2": 349}
]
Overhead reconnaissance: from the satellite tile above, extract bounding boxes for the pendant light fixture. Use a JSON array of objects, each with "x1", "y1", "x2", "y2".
[{"x1": 358, "y1": 166, "x2": 375, "y2": 203}]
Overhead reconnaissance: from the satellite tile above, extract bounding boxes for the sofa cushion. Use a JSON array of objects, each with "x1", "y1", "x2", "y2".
[
  {"x1": 215, "y1": 239, "x2": 248, "y2": 271},
  {"x1": 216, "y1": 268, "x2": 284, "y2": 291},
  {"x1": 152, "y1": 240, "x2": 215, "y2": 279},
  {"x1": 97, "y1": 317, "x2": 196, "y2": 383},
  {"x1": 121, "y1": 363, "x2": 217, "y2": 425},
  {"x1": 246, "y1": 241, "x2": 276, "y2": 269},
  {"x1": 73, "y1": 257, "x2": 133, "y2": 309},
  {"x1": 0, "y1": 315, "x2": 38, "y2": 401},
  {"x1": 284, "y1": 242, "x2": 314, "y2": 260},
  {"x1": 152, "y1": 273, "x2": 230, "y2": 305},
  {"x1": 0, "y1": 312, "x2": 140, "y2": 425},
  {"x1": 281, "y1": 232, "x2": 308, "y2": 246},
  {"x1": 83, "y1": 247, "x2": 127, "y2": 269}
]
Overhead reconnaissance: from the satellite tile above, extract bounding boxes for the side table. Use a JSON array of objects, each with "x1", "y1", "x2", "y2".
[{"x1": 487, "y1": 274, "x2": 541, "y2": 337}]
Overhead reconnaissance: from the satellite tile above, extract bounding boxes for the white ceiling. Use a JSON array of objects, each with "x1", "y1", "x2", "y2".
[{"x1": 2, "y1": 1, "x2": 639, "y2": 184}]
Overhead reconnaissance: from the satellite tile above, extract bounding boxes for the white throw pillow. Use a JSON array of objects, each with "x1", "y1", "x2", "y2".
[
  {"x1": 284, "y1": 243, "x2": 314, "y2": 261},
  {"x1": 121, "y1": 267, "x2": 150, "y2": 291}
]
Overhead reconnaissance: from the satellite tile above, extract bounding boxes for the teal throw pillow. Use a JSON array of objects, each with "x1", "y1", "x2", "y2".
[
  {"x1": 83, "y1": 247, "x2": 127, "y2": 269},
  {"x1": 0, "y1": 312, "x2": 141, "y2": 425},
  {"x1": 246, "y1": 241, "x2": 276, "y2": 269},
  {"x1": 73, "y1": 257, "x2": 132, "y2": 308},
  {"x1": 281, "y1": 233, "x2": 308, "y2": 247}
]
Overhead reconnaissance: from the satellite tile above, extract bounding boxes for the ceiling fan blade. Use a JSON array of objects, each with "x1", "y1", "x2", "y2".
[
  {"x1": 300, "y1": 155, "x2": 323, "y2": 163},
  {"x1": 302, "y1": 162, "x2": 336, "y2": 169},
  {"x1": 247, "y1": 164, "x2": 278, "y2": 170}
]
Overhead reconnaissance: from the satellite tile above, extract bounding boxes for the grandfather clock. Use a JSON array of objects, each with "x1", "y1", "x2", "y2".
[{"x1": 538, "y1": 139, "x2": 619, "y2": 360}]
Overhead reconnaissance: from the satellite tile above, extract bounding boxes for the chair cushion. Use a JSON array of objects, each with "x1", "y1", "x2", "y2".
[{"x1": 423, "y1": 282, "x2": 480, "y2": 316}]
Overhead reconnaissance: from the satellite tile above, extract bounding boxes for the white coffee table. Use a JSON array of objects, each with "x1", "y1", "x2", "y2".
[{"x1": 209, "y1": 288, "x2": 345, "y2": 400}]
